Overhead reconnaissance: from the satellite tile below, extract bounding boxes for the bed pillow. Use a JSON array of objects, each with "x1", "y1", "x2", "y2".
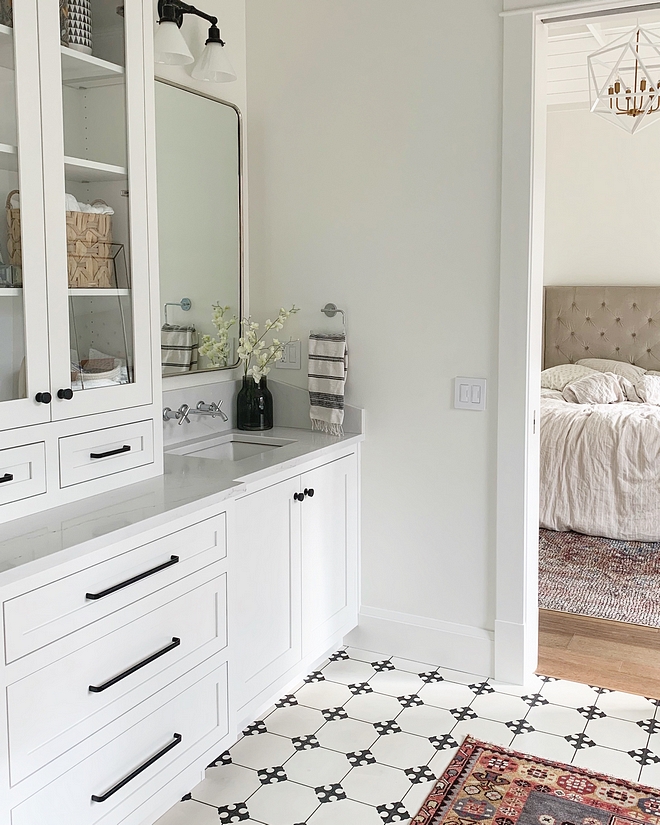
[
  {"x1": 631, "y1": 374, "x2": 660, "y2": 405},
  {"x1": 562, "y1": 372, "x2": 629, "y2": 404},
  {"x1": 576, "y1": 358, "x2": 645, "y2": 384},
  {"x1": 540, "y1": 364, "x2": 597, "y2": 391}
]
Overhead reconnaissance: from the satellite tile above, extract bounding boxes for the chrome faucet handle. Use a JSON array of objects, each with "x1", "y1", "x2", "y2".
[
  {"x1": 215, "y1": 399, "x2": 229, "y2": 422},
  {"x1": 163, "y1": 405, "x2": 192, "y2": 424}
]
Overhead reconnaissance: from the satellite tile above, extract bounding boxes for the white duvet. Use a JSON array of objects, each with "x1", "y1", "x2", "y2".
[{"x1": 540, "y1": 388, "x2": 660, "y2": 541}]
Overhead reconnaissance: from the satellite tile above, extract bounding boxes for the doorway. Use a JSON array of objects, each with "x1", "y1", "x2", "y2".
[{"x1": 496, "y1": 0, "x2": 660, "y2": 691}]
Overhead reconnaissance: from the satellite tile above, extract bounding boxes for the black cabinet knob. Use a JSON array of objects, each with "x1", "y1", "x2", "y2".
[
  {"x1": 57, "y1": 388, "x2": 74, "y2": 400},
  {"x1": 293, "y1": 492, "x2": 305, "y2": 502},
  {"x1": 35, "y1": 392, "x2": 52, "y2": 404},
  {"x1": 304, "y1": 488, "x2": 315, "y2": 498}
]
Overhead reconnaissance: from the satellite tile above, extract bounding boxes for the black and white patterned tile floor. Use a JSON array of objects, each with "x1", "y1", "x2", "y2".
[{"x1": 155, "y1": 647, "x2": 660, "y2": 825}]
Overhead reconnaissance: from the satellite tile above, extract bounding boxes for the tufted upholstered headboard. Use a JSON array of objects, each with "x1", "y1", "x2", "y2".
[{"x1": 544, "y1": 286, "x2": 660, "y2": 370}]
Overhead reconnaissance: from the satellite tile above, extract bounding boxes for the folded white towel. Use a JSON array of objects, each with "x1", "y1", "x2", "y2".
[
  {"x1": 161, "y1": 325, "x2": 199, "y2": 375},
  {"x1": 65, "y1": 193, "x2": 80, "y2": 212},
  {"x1": 12, "y1": 192, "x2": 114, "y2": 216},
  {"x1": 64, "y1": 193, "x2": 115, "y2": 215},
  {"x1": 308, "y1": 332, "x2": 348, "y2": 435}
]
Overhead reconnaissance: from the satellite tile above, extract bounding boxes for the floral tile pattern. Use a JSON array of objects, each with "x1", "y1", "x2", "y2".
[{"x1": 155, "y1": 648, "x2": 660, "y2": 825}]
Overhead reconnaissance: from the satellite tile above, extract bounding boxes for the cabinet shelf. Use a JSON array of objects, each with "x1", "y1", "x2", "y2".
[
  {"x1": 0, "y1": 143, "x2": 17, "y2": 172},
  {"x1": 0, "y1": 24, "x2": 13, "y2": 72},
  {"x1": 0, "y1": 31, "x2": 124, "y2": 86},
  {"x1": 0, "y1": 289, "x2": 130, "y2": 298},
  {"x1": 64, "y1": 156, "x2": 127, "y2": 182},
  {"x1": 0, "y1": 151, "x2": 126, "y2": 182},
  {"x1": 61, "y1": 46, "x2": 124, "y2": 89},
  {"x1": 69, "y1": 289, "x2": 130, "y2": 297}
]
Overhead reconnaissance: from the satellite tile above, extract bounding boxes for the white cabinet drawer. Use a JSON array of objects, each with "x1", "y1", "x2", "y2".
[
  {"x1": 0, "y1": 443, "x2": 46, "y2": 506},
  {"x1": 7, "y1": 572, "x2": 227, "y2": 785},
  {"x1": 59, "y1": 420, "x2": 154, "y2": 488},
  {"x1": 10, "y1": 659, "x2": 229, "y2": 825},
  {"x1": 4, "y1": 514, "x2": 227, "y2": 663}
]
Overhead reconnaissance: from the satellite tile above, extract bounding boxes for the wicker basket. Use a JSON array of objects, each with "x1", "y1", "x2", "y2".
[
  {"x1": 5, "y1": 190, "x2": 21, "y2": 268},
  {"x1": 6, "y1": 190, "x2": 114, "y2": 288},
  {"x1": 0, "y1": 0, "x2": 12, "y2": 28},
  {"x1": 66, "y1": 206, "x2": 113, "y2": 288}
]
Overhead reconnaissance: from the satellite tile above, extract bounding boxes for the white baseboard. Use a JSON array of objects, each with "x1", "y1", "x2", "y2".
[{"x1": 346, "y1": 606, "x2": 494, "y2": 678}]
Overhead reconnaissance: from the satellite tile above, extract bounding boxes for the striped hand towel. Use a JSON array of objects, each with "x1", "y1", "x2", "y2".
[
  {"x1": 308, "y1": 332, "x2": 348, "y2": 435},
  {"x1": 161, "y1": 324, "x2": 199, "y2": 375}
]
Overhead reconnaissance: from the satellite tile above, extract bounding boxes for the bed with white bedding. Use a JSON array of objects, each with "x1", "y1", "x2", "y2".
[
  {"x1": 540, "y1": 286, "x2": 660, "y2": 541},
  {"x1": 540, "y1": 385, "x2": 660, "y2": 541}
]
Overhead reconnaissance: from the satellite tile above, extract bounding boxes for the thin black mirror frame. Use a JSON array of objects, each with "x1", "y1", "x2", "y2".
[{"x1": 155, "y1": 78, "x2": 245, "y2": 376}]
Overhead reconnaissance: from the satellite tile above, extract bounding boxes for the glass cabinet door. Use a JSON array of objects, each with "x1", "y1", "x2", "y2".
[
  {"x1": 0, "y1": 1, "x2": 51, "y2": 429},
  {"x1": 39, "y1": 0, "x2": 153, "y2": 419}
]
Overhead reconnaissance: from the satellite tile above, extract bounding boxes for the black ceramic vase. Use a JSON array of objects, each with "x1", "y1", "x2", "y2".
[{"x1": 237, "y1": 375, "x2": 273, "y2": 431}]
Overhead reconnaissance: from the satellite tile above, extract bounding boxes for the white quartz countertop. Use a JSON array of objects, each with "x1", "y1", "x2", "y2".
[{"x1": 0, "y1": 427, "x2": 363, "y2": 585}]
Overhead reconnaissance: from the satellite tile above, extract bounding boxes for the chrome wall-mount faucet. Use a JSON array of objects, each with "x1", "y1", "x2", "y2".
[
  {"x1": 194, "y1": 400, "x2": 229, "y2": 421},
  {"x1": 163, "y1": 400, "x2": 229, "y2": 425}
]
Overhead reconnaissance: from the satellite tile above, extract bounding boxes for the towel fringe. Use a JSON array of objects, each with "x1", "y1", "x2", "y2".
[{"x1": 311, "y1": 418, "x2": 344, "y2": 436}]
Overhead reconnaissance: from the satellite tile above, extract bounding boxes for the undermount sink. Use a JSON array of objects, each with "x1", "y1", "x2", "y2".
[{"x1": 166, "y1": 433, "x2": 295, "y2": 462}]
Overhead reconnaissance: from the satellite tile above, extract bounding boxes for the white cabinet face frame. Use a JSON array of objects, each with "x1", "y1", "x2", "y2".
[
  {"x1": 36, "y1": 0, "x2": 153, "y2": 421},
  {"x1": 0, "y1": 0, "x2": 51, "y2": 431}
]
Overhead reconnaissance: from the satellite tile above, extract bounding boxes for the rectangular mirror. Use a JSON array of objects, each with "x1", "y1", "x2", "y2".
[{"x1": 155, "y1": 80, "x2": 242, "y2": 377}]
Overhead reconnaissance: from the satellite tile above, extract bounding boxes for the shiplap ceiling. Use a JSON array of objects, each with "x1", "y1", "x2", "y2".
[{"x1": 547, "y1": 11, "x2": 660, "y2": 109}]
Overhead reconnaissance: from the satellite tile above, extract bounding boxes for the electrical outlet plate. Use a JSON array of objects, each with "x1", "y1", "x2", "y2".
[
  {"x1": 276, "y1": 340, "x2": 301, "y2": 370},
  {"x1": 454, "y1": 377, "x2": 486, "y2": 411}
]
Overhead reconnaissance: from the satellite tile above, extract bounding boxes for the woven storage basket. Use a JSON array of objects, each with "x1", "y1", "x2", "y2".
[
  {"x1": 6, "y1": 191, "x2": 114, "y2": 288},
  {"x1": 5, "y1": 190, "x2": 21, "y2": 268},
  {"x1": 0, "y1": 0, "x2": 12, "y2": 29},
  {"x1": 66, "y1": 205, "x2": 113, "y2": 289}
]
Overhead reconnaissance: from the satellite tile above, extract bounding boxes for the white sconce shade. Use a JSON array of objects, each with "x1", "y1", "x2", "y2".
[
  {"x1": 192, "y1": 36, "x2": 237, "y2": 83},
  {"x1": 154, "y1": 20, "x2": 194, "y2": 66}
]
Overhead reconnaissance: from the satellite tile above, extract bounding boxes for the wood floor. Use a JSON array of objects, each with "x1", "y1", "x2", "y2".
[{"x1": 538, "y1": 609, "x2": 660, "y2": 698}]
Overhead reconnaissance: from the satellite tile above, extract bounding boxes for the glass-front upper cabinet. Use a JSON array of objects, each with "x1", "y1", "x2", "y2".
[
  {"x1": 0, "y1": 1, "x2": 51, "y2": 429},
  {"x1": 39, "y1": 0, "x2": 153, "y2": 419}
]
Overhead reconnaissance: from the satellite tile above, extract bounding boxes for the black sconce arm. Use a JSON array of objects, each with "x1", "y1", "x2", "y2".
[{"x1": 157, "y1": 1, "x2": 219, "y2": 29}]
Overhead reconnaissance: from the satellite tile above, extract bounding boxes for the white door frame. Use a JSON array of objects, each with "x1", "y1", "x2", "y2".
[{"x1": 494, "y1": 0, "x2": 651, "y2": 683}]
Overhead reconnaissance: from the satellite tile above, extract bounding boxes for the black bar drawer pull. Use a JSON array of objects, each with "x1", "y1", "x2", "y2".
[
  {"x1": 0, "y1": 474, "x2": 14, "y2": 484},
  {"x1": 91, "y1": 733, "x2": 182, "y2": 803},
  {"x1": 89, "y1": 637, "x2": 181, "y2": 693},
  {"x1": 90, "y1": 445, "x2": 131, "y2": 460},
  {"x1": 85, "y1": 555, "x2": 180, "y2": 601}
]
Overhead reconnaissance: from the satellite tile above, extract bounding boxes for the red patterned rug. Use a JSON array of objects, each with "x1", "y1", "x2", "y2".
[
  {"x1": 413, "y1": 736, "x2": 660, "y2": 825},
  {"x1": 539, "y1": 528, "x2": 660, "y2": 627}
]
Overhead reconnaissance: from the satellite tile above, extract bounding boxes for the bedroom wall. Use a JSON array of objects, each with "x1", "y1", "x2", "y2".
[
  {"x1": 245, "y1": 0, "x2": 503, "y2": 673},
  {"x1": 545, "y1": 108, "x2": 660, "y2": 286}
]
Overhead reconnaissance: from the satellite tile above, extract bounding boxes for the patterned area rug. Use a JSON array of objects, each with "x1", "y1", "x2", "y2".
[
  {"x1": 413, "y1": 736, "x2": 660, "y2": 825},
  {"x1": 539, "y1": 529, "x2": 660, "y2": 627}
]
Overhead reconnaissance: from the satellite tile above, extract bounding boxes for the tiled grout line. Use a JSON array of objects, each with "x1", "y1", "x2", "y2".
[{"x1": 196, "y1": 655, "x2": 660, "y2": 825}]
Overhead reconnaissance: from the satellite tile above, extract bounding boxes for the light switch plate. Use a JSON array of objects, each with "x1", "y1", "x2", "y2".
[
  {"x1": 454, "y1": 377, "x2": 486, "y2": 411},
  {"x1": 276, "y1": 340, "x2": 302, "y2": 370}
]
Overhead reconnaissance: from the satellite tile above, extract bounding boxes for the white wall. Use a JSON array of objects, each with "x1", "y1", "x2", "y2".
[
  {"x1": 246, "y1": 1, "x2": 503, "y2": 672},
  {"x1": 545, "y1": 108, "x2": 660, "y2": 286}
]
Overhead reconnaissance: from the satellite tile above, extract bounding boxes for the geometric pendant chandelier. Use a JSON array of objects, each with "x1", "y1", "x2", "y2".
[{"x1": 588, "y1": 26, "x2": 660, "y2": 134}]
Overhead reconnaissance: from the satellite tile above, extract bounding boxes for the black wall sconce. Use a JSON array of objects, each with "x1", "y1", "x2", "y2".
[{"x1": 155, "y1": 1, "x2": 236, "y2": 83}]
